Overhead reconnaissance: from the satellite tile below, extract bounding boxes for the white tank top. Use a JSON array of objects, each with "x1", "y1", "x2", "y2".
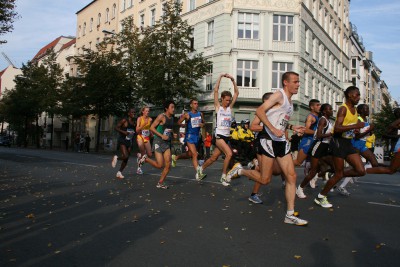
[
  {"x1": 314, "y1": 116, "x2": 333, "y2": 143},
  {"x1": 263, "y1": 89, "x2": 293, "y2": 141},
  {"x1": 215, "y1": 106, "x2": 231, "y2": 137}
]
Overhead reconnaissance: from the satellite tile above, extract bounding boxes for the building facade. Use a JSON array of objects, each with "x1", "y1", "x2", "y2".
[{"x1": 75, "y1": 0, "x2": 353, "y2": 134}]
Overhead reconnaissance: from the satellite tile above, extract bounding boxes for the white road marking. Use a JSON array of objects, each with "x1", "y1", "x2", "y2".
[
  {"x1": 147, "y1": 173, "x2": 223, "y2": 185},
  {"x1": 368, "y1": 202, "x2": 400, "y2": 208},
  {"x1": 62, "y1": 162, "x2": 98, "y2": 168}
]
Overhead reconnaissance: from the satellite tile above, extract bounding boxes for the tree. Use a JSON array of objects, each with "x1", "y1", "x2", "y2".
[
  {"x1": 0, "y1": 0, "x2": 19, "y2": 44},
  {"x1": 138, "y1": 1, "x2": 210, "y2": 105},
  {"x1": 372, "y1": 94, "x2": 399, "y2": 152},
  {"x1": 75, "y1": 46, "x2": 130, "y2": 151}
]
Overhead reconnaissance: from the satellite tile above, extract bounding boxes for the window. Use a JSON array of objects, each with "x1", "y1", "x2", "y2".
[
  {"x1": 122, "y1": 0, "x2": 126, "y2": 11},
  {"x1": 140, "y1": 14, "x2": 145, "y2": 29},
  {"x1": 207, "y1": 20, "x2": 214, "y2": 46},
  {"x1": 312, "y1": 0, "x2": 318, "y2": 18},
  {"x1": 238, "y1": 13, "x2": 259, "y2": 39},
  {"x1": 305, "y1": 28, "x2": 310, "y2": 53},
  {"x1": 189, "y1": 0, "x2": 196, "y2": 11},
  {"x1": 351, "y1": 58, "x2": 358, "y2": 75},
  {"x1": 206, "y1": 63, "x2": 213, "y2": 91},
  {"x1": 150, "y1": 9, "x2": 156, "y2": 26},
  {"x1": 90, "y1": 18, "x2": 93, "y2": 31},
  {"x1": 237, "y1": 60, "x2": 258, "y2": 87},
  {"x1": 272, "y1": 62, "x2": 293, "y2": 90},
  {"x1": 273, "y1": 15, "x2": 294, "y2": 41},
  {"x1": 312, "y1": 77, "x2": 316, "y2": 98},
  {"x1": 112, "y1": 4, "x2": 117, "y2": 19},
  {"x1": 97, "y1": 13, "x2": 101, "y2": 26},
  {"x1": 312, "y1": 37, "x2": 317, "y2": 60},
  {"x1": 324, "y1": 49, "x2": 328, "y2": 69},
  {"x1": 83, "y1": 23, "x2": 86, "y2": 36},
  {"x1": 105, "y1": 8, "x2": 110, "y2": 23},
  {"x1": 128, "y1": 0, "x2": 133, "y2": 8},
  {"x1": 319, "y1": 44, "x2": 323, "y2": 65},
  {"x1": 304, "y1": 71, "x2": 309, "y2": 96},
  {"x1": 328, "y1": 53, "x2": 332, "y2": 73}
]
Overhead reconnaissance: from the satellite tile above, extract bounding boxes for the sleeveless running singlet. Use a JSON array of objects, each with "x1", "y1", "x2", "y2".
[
  {"x1": 313, "y1": 116, "x2": 333, "y2": 144},
  {"x1": 335, "y1": 103, "x2": 358, "y2": 139},
  {"x1": 186, "y1": 111, "x2": 201, "y2": 136},
  {"x1": 215, "y1": 106, "x2": 231, "y2": 137},
  {"x1": 155, "y1": 114, "x2": 174, "y2": 143},
  {"x1": 263, "y1": 89, "x2": 293, "y2": 142}
]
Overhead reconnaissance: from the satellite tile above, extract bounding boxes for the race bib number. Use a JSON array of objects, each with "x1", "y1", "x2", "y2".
[
  {"x1": 220, "y1": 118, "x2": 231, "y2": 128},
  {"x1": 142, "y1": 129, "x2": 150, "y2": 137},
  {"x1": 163, "y1": 128, "x2": 172, "y2": 140},
  {"x1": 191, "y1": 117, "x2": 202, "y2": 128},
  {"x1": 126, "y1": 128, "x2": 135, "y2": 140},
  {"x1": 342, "y1": 123, "x2": 355, "y2": 139},
  {"x1": 278, "y1": 115, "x2": 290, "y2": 131}
]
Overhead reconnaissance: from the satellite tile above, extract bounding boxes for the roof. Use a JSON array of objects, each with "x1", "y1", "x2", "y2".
[
  {"x1": 60, "y1": 38, "x2": 76, "y2": 52},
  {"x1": 76, "y1": 0, "x2": 97, "y2": 14},
  {"x1": 32, "y1": 36, "x2": 62, "y2": 60}
]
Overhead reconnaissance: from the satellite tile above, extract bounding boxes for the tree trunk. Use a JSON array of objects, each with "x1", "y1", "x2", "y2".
[
  {"x1": 50, "y1": 115, "x2": 54, "y2": 149},
  {"x1": 96, "y1": 117, "x2": 101, "y2": 152}
]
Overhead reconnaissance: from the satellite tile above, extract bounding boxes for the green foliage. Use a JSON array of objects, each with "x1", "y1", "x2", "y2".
[
  {"x1": 137, "y1": 1, "x2": 210, "y2": 105},
  {"x1": 372, "y1": 96, "x2": 398, "y2": 139},
  {"x1": 0, "y1": 0, "x2": 19, "y2": 43}
]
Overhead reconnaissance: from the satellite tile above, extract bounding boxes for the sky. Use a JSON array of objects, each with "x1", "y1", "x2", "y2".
[{"x1": 0, "y1": 0, "x2": 399, "y2": 102}]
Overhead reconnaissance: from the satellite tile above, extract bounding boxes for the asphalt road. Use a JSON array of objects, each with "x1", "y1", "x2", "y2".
[{"x1": 1, "y1": 147, "x2": 400, "y2": 267}]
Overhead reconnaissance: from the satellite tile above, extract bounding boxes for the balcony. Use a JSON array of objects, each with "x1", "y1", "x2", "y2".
[
  {"x1": 272, "y1": 41, "x2": 296, "y2": 52},
  {"x1": 237, "y1": 39, "x2": 260, "y2": 50},
  {"x1": 239, "y1": 87, "x2": 260, "y2": 99}
]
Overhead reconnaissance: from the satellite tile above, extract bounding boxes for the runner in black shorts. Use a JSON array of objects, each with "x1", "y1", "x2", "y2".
[{"x1": 296, "y1": 103, "x2": 333, "y2": 199}]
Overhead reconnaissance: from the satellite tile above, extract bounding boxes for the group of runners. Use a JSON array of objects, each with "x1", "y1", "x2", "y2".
[{"x1": 110, "y1": 71, "x2": 400, "y2": 226}]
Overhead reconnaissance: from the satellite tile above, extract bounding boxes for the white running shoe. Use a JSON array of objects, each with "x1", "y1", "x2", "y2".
[
  {"x1": 116, "y1": 171, "x2": 124, "y2": 179},
  {"x1": 111, "y1": 155, "x2": 118, "y2": 168},
  {"x1": 136, "y1": 167, "x2": 143, "y2": 175},
  {"x1": 309, "y1": 175, "x2": 318, "y2": 188},
  {"x1": 296, "y1": 185, "x2": 307, "y2": 199},
  {"x1": 284, "y1": 214, "x2": 308, "y2": 226},
  {"x1": 220, "y1": 174, "x2": 230, "y2": 186},
  {"x1": 226, "y1": 163, "x2": 242, "y2": 182},
  {"x1": 138, "y1": 154, "x2": 147, "y2": 168}
]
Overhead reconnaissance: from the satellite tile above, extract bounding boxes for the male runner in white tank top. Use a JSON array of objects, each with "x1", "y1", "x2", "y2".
[
  {"x1": 229, "y1": 72, "x2": 308, "y2": 226},
  {"x1": 198, "y1": 73, "x2": 239, "y2": 185}
]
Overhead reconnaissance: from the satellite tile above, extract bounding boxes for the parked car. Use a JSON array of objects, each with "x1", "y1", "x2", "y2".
[{"x1": 0, "y1": 136, "x2": 12, "y2": 147}]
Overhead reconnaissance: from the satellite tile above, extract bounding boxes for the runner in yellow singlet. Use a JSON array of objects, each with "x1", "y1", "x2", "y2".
[{"x1": 136, "y1": 106, "x2": 153, "y2": 174}]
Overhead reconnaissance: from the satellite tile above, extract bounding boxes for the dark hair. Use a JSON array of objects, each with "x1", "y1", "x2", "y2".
[
  {"x1": 309, "y1": 99, "x2": 320, "y2": 108},
  {"x1": 394, "y1": 108, "x2": 400, "y2": 119},
  {"x1": 281, "y1": 71, "x2": 299, "y2": 86},
  {"x1": 319, "y1": 103, "x2": 332, "y2": 117},
  {"x1": 163, "y1": 100, "x2": 175, "y2": 111},
  {"x1": 262, "y1": 92, "x2": 273, "y2": 102},
  {"x1": 221, "y1": 90, "x2": 232, "y2": 99},
  {"x1": 357, "y1": 104, "x2": 367, "y2": 114},
  {"x1": 189, "y1": 98, "x2": 198, "y2": 104},
  {"x1": 344, "y1": 86, "x2": 359, "y2": 98}
]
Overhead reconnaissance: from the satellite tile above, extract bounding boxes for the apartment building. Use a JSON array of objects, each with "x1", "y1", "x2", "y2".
[
  {"x1": 75, "y1": 0, "x2": 352, "y2": 133},
  {"x1": 31, "y1": 36, "x2": 77, "y2": 148}
]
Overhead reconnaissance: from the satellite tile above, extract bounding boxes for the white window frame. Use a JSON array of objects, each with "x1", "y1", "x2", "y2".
[
  {"x1": 150, "y1": 9, "x2": 156, "y2": 26},
  {"x1": 97, "y1": 13, "x2": 101, "y2": 26},
  {"x1": 207, "y1": 20, "x2": 214, "y2": 47},
  {"x1": 112, "y1": 4, "x2": 117, "y2": 19},
  {"x1": 189, "y1": 0, "x2": 196, "y2": 11},
  {"x1": 105, "y1": 8, "x2": 110, "y2": 23},
  {"x1": 273, "y1": 15, "x2": 294, "y2": 41},
  {"x1": 237, "y1": 60, "x2": 259, "y2": 88},
  {"x1": 238, "y1": 13, "x2": 260, "y2": 40},
  {"x1": 304, "y1": 71, "x2": 309, "y2": 96},
  {"x1": 90, "y1": 18, "x2": 93, "y2": 32},
  {"x1": 205, "y1": 63, "x2": 213, "y2": 91},
  {"x1": 272, "y1": 62, "x2": 293, "y2": 90}
]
